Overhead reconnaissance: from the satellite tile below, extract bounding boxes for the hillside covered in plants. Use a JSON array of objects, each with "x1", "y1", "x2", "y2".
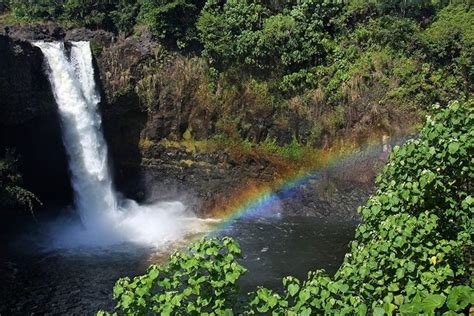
[{"x1": 1, "y1": 0, "x2": 472, "y2": 145}]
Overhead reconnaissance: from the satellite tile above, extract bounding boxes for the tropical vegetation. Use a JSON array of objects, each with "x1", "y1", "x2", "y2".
[{"x1": 1, "y1": 0, "x2": 472, "y2": 148}]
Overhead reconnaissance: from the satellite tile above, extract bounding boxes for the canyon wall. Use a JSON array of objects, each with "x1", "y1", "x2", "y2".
[
  {"x1": 0, "y1": 25, "x2": 387, "y2": 218},
  {"x1": 0, "y1": 34, "x2": 72, "y2": 205}
]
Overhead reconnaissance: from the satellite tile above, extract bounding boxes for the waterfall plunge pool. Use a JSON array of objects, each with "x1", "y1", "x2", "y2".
[{"x1": 0, "y1": 214, "x2": 356, "y2": 314}]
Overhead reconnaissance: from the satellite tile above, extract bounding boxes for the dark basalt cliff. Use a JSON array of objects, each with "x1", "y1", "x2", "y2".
[
  {"x1": 0, "y1": 25, "x2": 381, "y2": 218},
  {"x1": 0, "y1": 35, "x2": 72, "y2": 204}
]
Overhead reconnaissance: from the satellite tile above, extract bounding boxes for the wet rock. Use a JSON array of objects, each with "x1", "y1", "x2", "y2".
[
  {"x1": 0, "y1": 35, "x2": 73, "y2": 204},
  {"x1": 0, "y1": 24, "x2": 114, "y2": 43}
]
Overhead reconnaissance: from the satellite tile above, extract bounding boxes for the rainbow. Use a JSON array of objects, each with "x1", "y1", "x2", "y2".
[{"x1": 210, "y1": 132, "x2": 413, "y2": 231}]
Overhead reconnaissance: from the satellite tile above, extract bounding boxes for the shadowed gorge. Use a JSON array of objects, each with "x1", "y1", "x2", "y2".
[{"x1": 0, "y1": 35, "x2": 72, "y2": 205}]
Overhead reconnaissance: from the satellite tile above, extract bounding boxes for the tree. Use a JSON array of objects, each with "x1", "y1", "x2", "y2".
[
  {"x1": 138, "y1": 0, "x2": 206, "y2": 49},
  {"x1": 10, "y1": 0, "x2": 64, "y2": 20}
]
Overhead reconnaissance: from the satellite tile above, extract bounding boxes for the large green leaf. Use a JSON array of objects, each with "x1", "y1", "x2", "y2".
[{"x1": 446, "y1": 286, "x2": 474, "y2": 311}]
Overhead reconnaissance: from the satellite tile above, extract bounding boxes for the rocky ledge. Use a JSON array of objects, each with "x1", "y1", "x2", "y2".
[
  {"x1": 117, "y1": 142, "x2": 384, "y2": 220},
  {"x1": 1, "y1": 23, "x2": 114, "y2": 43}
]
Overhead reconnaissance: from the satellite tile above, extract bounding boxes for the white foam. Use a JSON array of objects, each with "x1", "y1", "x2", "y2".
[{"x1": 34, "y1": 41, "x2": 207, "y2": 249}]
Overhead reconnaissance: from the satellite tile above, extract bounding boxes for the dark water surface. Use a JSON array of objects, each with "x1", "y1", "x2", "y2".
[
  {"x1": 0, "y1": 216, "x2": 356, "y2": 315},
  {"x1": 220, "y1": 217, "x2": 357, "y2": 293}
]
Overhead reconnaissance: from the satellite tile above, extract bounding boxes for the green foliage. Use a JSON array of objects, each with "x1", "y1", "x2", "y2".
[
  {"x1": 310, "y1": 3, "x2": 472, "y2": 119},
  {"x1": 8, "y1": 0, "x2": 139, "y2": 32},
  {"x1": 138, "y1": 0, "x2": 205, "y2": 49},
  {"x1": 63, "y1": 0, "x2": 107, "y2": 29},
  {"x1": 344, "y1": 0, "x2": 453, "y2": 19},
  {"x1": 101, "y1": 100, "x2": 473, "y2": 314},
  {"x1": 9, "y1": 0, "x2": 64, "y2": 21},
  {"x1": 336, "y1": 100, "x2": 473, "y2": 304},
  {"x1": 197, "y1": 0, "x2": 269, "y2": 69},
  {"x1": 100, "y1": 237, "x2": 246, "y2": 315},
  {"x1": 399, "y1": 286, "x2": 474, "y2": 315},
  {"x1": 197, "y1": 0, "x2": 342, "y2": 84},
  {"x1": 256, "y1": 100, "x2": 473, "y2": 315},
  {"x1": 245, "y1": 101, "x2": 473, "y2": 315},
  {"x1": 0, "y1": 150, "x2": 41, "y2": 212},
  {"x1": 262, "y1": 136, "x2": 306, "y2": 161},
  {"x1": 109, "y1": 0, "x2": 139, "y2": 35},
  {"x1": 420, "y1": 4, "x2": 474, "y2": 96},
  {"x1": 5, "y1": 0, "x2": 472, "y2": 140},
  {"x1": 347, "y1": 15, "x2": 420, "y2": 52}
]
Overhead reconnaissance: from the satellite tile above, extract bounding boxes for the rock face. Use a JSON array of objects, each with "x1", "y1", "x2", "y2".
[
  {"x1": 134, "y1": 142, "x2": 382, "y2": 219},
  {"x1": 0, "y1": 25, "x2": 385, "y2": 219},
  {"x1": 1, "y1": 24, "x2": 113, "y2": 43},
  {"x1": 0, "y1": 35, "x2": 72, "y2": 204},
  {"x1": 134, "y1": 143, "x2": 279, "y2": 216}
]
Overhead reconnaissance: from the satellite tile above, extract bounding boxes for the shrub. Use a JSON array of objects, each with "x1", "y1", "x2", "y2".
[
  {"x1": 62, "y1": 0, "x2": 116, "y2": 30},
  {"x1": 197, "y1": 0, "x2": 341, "y2": 76},
  {"x1": 99, "y1": 237, "x2": 246, "y2": 315},
  {"x1": 254, "y1": 100, "x2": 473, "y2": 314},
  {"x1": 138, "y1": 0, "x2": 205, "y2": 49},
  {"x1": 10, "y1": 0, "x2": 63, "y2": 21},
  {"x1": 262, "y1": 136, "x2": 306, "y2": 162},
  {"x1": 197, "y1": 0, "x2": 269, "y2": 69},
  {"x1": 109, "y1": 0, "x2": 139, "y2": 35},
  {"x1": 420, "y1": 4, "x2": 474, "y2": 97},
  {"x1": 9, "y1": 0, "x2": 140, "y2": 32}
]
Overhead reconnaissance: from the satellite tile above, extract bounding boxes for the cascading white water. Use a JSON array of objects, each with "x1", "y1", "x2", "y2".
[
  {"x1": 34, "y1": 41, "x2": 117, "y2": 228},
  {"x1": 34, "y1": 41, "x2": 209, "y2": 248}
]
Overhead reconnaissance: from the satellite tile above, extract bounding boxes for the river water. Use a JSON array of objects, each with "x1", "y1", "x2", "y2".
[{"x1": 0, "y1": 215, "x2": 356, "y2": 315}]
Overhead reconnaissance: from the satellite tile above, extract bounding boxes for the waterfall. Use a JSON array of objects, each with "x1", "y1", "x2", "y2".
[
  {"x1": 34, "y1": 41, "x2": 207, "y2": 248},
  {"x1": 34, "y1": 41, "x2": 117, "y2": 228}
]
